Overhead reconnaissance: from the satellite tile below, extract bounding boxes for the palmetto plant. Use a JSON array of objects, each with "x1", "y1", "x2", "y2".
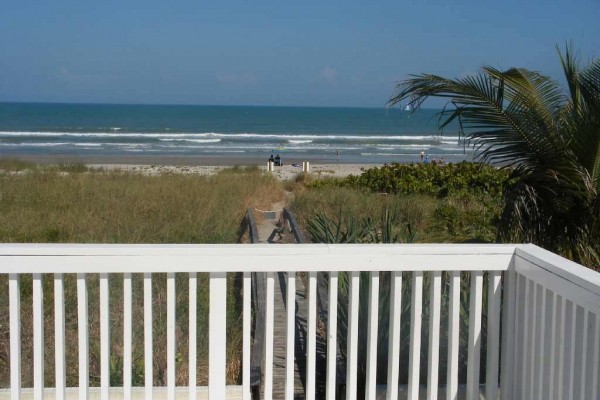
[
  {"x1": 389, "y1": 45, "x2": 600, "y2": 268},
  {"x1": 306, "y1": 210, "x2": 481, "y2": 393}
]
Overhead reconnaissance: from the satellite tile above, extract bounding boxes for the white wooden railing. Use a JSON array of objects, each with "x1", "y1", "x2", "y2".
[{"x1": 0, "y1": 244, "x2": 598, "y2": 400}]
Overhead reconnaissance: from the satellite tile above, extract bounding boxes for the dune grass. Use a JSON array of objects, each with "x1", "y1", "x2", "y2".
[
  {"x1": 289, "y1": 185, "x2": 500, "y2": 244},
  {"x1": 0, "y1": 165, "x2": 283, "y2": 388}
]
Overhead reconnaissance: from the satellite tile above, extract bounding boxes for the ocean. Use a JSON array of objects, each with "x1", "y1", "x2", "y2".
[{"x1": 0, "y1": 102, "x2": 471, "y2": 164}]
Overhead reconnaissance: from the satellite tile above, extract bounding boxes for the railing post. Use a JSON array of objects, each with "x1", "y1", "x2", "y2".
[
  {"x1": 447, "y1": 270, "x2": 461, "y2": 400},
  {"x1": 365, "y1": 271, "x2": 379, "y2": 400},
  {"x1": 466, "y1": 271, "x2": 483, "y2": 400},
  {"x1": 386, "y1": 271, "x2": 403, "y2": 400},
  {"x1": 33, "y1": 273, "x2": 44, "y2": 400},
  {"x1": 486, "y1": 271, "x2": 502, "y2": 400},
  {"x1": 500, "y1": 256, "x2": 517, "y2": 400},
  {"x1": 264, "y1": 272, "x2": 275, "y2": 400},
  {"x1": 144, "y1": 273, "x2": 153, "y2": 400},
  {"x1": 9, "y1": 273, "x2": 21, "y2": 400},
  {"x1": 346, "y1": 271, "x2": 360, "y2": 400},
  {"x1": 209, "y1": 272, "x2": 227, "y2": 400},
  {"x1": 286, "y1": 272, "x2": 296, "y2": 400},
  {"x1": 123, "y1": 273, "x2": 132, "y2": 400},
  {"x1": 243, "y1": 272, "x2": 251, "y2": 400},
  {"x1": 167, "y1": 273, "x2": 176, "y2": 400},
  {"x1": 55, "y1": 273, "x2": 66, "y2": 400},
  {"x1": 77, "y1": 273, "x2": 89, "y2": 400},
  {"x1": 326, "y1": 271, "x2": 339, "y2": 400},
  {"x1": 407, "y1": 271, "x2": 424, "y2": 400},
  {"x1": 189, "y1": 272, "x2": 198, "y2": 400},
  {"x1": 100, "y1": 273, "x2": 110, "y2": 400}
]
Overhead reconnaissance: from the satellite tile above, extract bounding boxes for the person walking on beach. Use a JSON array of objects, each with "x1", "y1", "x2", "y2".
[{"x1": 420, "y1": 150, "x2": 425, "y2": 162}]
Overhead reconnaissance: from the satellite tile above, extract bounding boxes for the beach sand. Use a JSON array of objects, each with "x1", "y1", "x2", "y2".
[
  {"x1": 88, "y1": 162, "x2": 368, "y2": 180},
  {"x1": 1, "y1": 154, "x2": 382, "y2": 179}
]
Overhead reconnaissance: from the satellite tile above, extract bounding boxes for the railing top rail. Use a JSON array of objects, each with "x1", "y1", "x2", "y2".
[
  {"x1": 0, "y1": 243, "x2": 516, "y2": 274},
  {"x1": 516, "y1": 244, "x2": 600, "y2": 297}
]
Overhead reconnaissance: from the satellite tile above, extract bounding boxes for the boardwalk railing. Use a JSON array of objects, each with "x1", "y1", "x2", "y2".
[{"x1": 1, "y1": 244, "x2": 599, "y2": 400}]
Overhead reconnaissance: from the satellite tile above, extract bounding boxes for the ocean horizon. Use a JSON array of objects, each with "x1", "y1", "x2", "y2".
[{"x1": 0, "y1": 102, "x2": 472, "y2": 164}]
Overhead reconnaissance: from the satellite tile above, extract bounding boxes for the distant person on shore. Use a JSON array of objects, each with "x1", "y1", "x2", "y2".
[
  {"x1": 274, "y1": 154, "x2": 282, "y2": 166},
  {"x1": 424, "y1": 154, "x2": 429, "y2": 164},
  {"x1": 420, "y1": 150, "x2": 425, "y2": 162},
  {"x1": 269, "y1": 154, "x2": 275, "y2": 163}
]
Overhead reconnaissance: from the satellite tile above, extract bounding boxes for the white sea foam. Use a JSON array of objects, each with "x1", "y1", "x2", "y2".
[
  {"x1": 0, "y1": 142, "x2": 70, "y2": 147},
  {"x1": 0, "y1": 131, "x2": 461, "y2": 142},
  {"x1": 288, "y1": 140, "x2": 313, "y2": 144},
  {"x1": 159, "y1": 138, "x2": 222, "y2": 143}
]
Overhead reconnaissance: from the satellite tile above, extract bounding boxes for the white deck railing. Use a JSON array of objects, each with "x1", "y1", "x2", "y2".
[{"x1": 1, "y1": 244, "x2": 598, "y2": 400}]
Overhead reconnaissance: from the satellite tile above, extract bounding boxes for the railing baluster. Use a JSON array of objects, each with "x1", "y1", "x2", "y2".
[
  {"x1": 538, "y1": 288, "x2": 550, "y2": 400},
  {"x1": 486, "y1": 271, "x2": 501, "y2": 400},
  {"x1": 144, "y1": 272, "x2": 153, "y2": 400},
  {"x1": 346, "y1": 271, "x2": 360, "y2": 400},
  {"x1": 559, "y1": 299, "x2": 574, "y2": 400},
  {"x1": 9, "y1": 273, "x2": 21, "y2": 400},
  {"x1": 33, "y1": 273, "x2": 44, "y2": 400},
  {"x1": 466, "y1": 271, "x2": 483, "y2": 400},
  {"x1": 366, "y1": 271, "x2": 379, "y2": 400},
  {"x1": 547, "y1": 292, "x2": 558, "y2": 400},
  {"x1": 566, "y1": 300, "x2": 576, "y2": 400},
  {"x1": 592, "y1": 313, "x2": 600, "y2": 400},
  {"x1": 512, "y1": 274, "x2": 524, "y2": 397},
  {"x1": 578, "y1": 309, "x2": 589, "y2": 400},
  {"x1": 307, "y1": 271, "x2": 317, "y2": 400},
  {"x1": 528, "y1": 283, "x2": 538, "y2": 400},
  {"x1": 326, "y1": 271, "x2": 338, "y2": 400},
  {"x1": 571, "y1": 306, "x2": 584, "y2": 400},
  {"x1": 123, "y1": 273, "x2": 132, "y2": 400},
  {"x1": 286, "y1": 272, "x2": 296, "y2": 400},
  {"x1": 243, "y1": 272, "x2": 251, "y2": 400},
  {"x1": 520, "y1": 277, "x2": 531, "y2": 399},
  {"x1": 426, "y1": 271, "x2": 441, "y2": 400},
  {"x1": 264, "y1": 272, "x2": 275, "y2": 400},
  {"x1": 100, "y1": 273, "x2": 110, "y2": 400},
  {"x1": 209, "y1": 272, "x2": 227, "y2": 400},
  {"x1": 447, "y1": 270, "x2": 460, "y2": 400},
  {"x1": 167, "y1": 272, "x2": 176, "y2": 400},
  {"x1": 189, "y1": 272, "x2": 197, "y2": 400},
  {"x1": 55, "y1": 273, "x2": 66, "y2": 400},
  {"x1": 77, "y1": 273, "x2": 89, "y2": 400},
  {"x1": 556, "y1": 296, "x2": 566, "y2": 400},
  {"x1": 386, "y1": 271, "x2": 402, "y2": 400},
  {"x1": 407, "y1": 271, "x2": 423, "y2": 400},
  {"x1": 531, "y1": 283, "x2": 542, "y2": 400}
]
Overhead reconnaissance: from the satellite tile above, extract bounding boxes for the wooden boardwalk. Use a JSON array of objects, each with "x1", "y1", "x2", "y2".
[
  {"x1": 250, "y1": 208, "x2": 332, "y2": 399},
  {"x1": 271, "y1": 272, "x2": 310, "y2": 399}
]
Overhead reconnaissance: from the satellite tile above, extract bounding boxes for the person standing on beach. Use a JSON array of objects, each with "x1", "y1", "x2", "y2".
[{"x1": 420, "y1": 150, "x2": 425, "y2": 162}]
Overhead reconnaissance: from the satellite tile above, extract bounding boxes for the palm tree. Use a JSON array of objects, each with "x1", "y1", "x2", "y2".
[{"x1": 388, "y1": 45, "x2": 600, "y2": 267}]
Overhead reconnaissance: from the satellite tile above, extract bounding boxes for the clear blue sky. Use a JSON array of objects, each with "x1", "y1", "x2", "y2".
[{"x1": 1, "y1": 0, "x2": 599, "y2": 107}]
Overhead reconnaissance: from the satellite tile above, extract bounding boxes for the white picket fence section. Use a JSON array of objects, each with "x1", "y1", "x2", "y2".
[{"x1": 1, "y1": 243, "x2": 599, "y2": 400}]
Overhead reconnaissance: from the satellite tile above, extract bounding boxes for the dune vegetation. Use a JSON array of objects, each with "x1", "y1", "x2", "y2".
[{"x1": 0, "y1": 164, "x2": 282, "y2": 387}]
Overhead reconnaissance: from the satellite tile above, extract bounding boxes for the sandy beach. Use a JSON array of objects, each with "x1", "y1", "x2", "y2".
[
  {"x1": 88, "y1": 162, "x2": 370, "y2": 180},
  {"x1": 1, "y1": 153, "x2": 377, "y2": 179}
]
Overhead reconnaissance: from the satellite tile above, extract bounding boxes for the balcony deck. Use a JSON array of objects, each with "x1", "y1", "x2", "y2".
[{"x1": 1, "y1": 244, "x2": 599, "y2": 400}]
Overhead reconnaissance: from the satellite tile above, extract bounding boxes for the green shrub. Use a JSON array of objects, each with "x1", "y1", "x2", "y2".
[{"x1": 310, "y1": 162, "x2": 511, "y2": 198}]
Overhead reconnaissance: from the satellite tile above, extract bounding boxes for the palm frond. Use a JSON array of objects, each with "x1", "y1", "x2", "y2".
[{"x1": 389, "y1": 45, "x2": 600, "y2": 268}]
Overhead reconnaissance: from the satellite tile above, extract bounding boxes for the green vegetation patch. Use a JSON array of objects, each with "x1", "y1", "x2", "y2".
[
  {"x1": 0, "y1": 167, "x2": 282, "y2": 243},
  {"x1": 309, "y1": 161, "x2": 510, "y2": 198}
]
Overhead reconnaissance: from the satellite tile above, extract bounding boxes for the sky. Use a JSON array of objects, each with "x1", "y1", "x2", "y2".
[{"x1": 1, "y1": 1, "x2": 599, "y2": 108}]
